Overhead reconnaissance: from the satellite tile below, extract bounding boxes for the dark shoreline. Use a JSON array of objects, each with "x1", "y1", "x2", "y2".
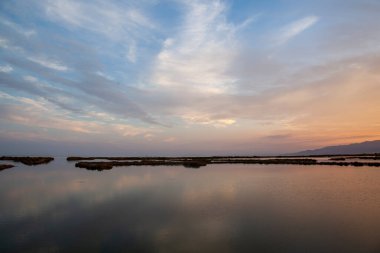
[
  {"x1": 0, "y1": 164, "x2": 14, "y2": 171},
  {"x1": 69, "y1": 154, "x2": 380, "y2": 171},
  {"x1": 1, "y1": 155, "x2": 379, "y2": 171},
  {"x1": 0, "y1": 157, "x2": 54, "y2": 165}
]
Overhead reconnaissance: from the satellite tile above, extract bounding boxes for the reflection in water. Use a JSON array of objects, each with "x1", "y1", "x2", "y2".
[{"x1": 0, "y1": 158, "x2": 380, "y2": 252}]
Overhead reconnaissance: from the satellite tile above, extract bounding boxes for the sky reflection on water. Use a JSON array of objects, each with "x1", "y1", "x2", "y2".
[{"x1": 1, "y1": 158, "x2": 380, "y2": 253}]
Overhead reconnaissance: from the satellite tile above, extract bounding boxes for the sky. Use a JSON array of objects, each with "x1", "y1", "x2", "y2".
[{"x1": 0, "y1": 0, "x2": 380, "y2": 156}]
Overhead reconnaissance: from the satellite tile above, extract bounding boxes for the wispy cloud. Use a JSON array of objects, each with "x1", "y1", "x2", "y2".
[
  {"x1": 151, "y1": 0, "x2": 242, "y2": 94},
  {"x1": 0, "y1": 57, "x2": 159, "y2": 124},
  {"x1": 0, "y1": 18, "x2": 36, "y2": 37},
  {"x1": 181, "y1": 112, "x2": 236, "y2": 128},
  {"x1": 44, "y1": 0, "x2": 155, "y2": 35},
  {"x1": 274, "y1": 15, "x2": 319, "y2": 46},
  {"x1": 0, "y1": 92, "x2": 154, "y2": 139},
  {"x1": 27, "y1": 56, "x2": 69, "y2": 71},
  {"x1": 0, "y1": 37, "x2": 23, "y2": 52},
  {"x1": 126, "y1": 41, "x2": 137, "y2": 63},
  {"x1": 0, "y1": 65, "x2": 13, "y2": 73},
  {"x1": 43, "y1": 0, "x2": 156, "y2": 58}
]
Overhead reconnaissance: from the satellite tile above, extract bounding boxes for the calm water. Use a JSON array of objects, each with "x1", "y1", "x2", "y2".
[{"x1": 1, "y1": 158, "x2": 380, "y2": 253}]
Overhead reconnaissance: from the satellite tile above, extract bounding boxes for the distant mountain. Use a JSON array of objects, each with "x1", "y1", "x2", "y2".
[{"x1": 290, "y1": 140, "x2": 380, "y2": 156}]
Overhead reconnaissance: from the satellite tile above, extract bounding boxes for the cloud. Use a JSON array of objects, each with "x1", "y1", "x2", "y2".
[
  {"x1": 42, "y1": 0, "x2": 156, "y2": 63},
  {"x1": 1, "y1": 70, "x2": 85, "y2": 113},
  {"x1": 0, "y1": 93, "x2": 154, "y2": 140},
  {"x1": 163, "y1": 137, "x2": 176, "y2": 143},
  {"x1": 0, "y1": 65, "x2": 13, "y2": 73},
  {"x1": 147, "y1": 51, "x2": 380, "y2": 150},
  {"x1": 28, "y1": 56, "x2": 69, "y2": 71},
  {"x1": 0, "y1": 18, "x2": 36, "y2": 37},
  {"x1": 181, "y1": 112, "x2": 236, "y2": 128},
  {"x1": 44, "y1": 0, "x2": 155, "y2": 36},
  {"x1": 0, "y1": 36, "x2": 23, "y2": 52},
  {"x1": 274, "y1": 15, "x2": 319, "y2": 46},
  {"x1": 151, "y1": 0, "x2": 243, "y2": 94},
  {"x1": 126, "y1": 41, "x2": 137, "y2": 63},
  {"x1": 1, "y1": 38, "x2": 159, "y2": 125}
]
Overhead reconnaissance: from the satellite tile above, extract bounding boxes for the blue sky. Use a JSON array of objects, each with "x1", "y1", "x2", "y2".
[{"x1": 1, "y1": 0, "x2": 380, "y2": 155}]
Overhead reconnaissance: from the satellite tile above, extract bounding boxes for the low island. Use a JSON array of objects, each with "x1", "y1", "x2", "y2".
[
  {"x1": 68, "y1": 154, "x2": 380, "y2": 171},
  {"x1": 0, "y1": 156, "x2": 54, "y2": 165},
  {"x1": 0, "y1": 164, "x2": 14, "y2": 171}
]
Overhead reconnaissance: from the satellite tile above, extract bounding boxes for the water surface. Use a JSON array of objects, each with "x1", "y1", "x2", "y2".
[{"x1": 1, "y1": 158, "x2": 380, "y2": 252}]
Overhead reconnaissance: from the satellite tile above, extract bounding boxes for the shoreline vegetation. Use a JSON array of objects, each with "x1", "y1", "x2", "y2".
[
  {"x1": 1, "y1": 155, "x2": 379, "y2": 171},
  {"x1": 0, "y1": 164, "x2": 14, "y2": 171},
  {"x1": 68, "y1": 154, "x2": 380, "y2": 171},
  {"x1": 0, "y1": 157, "x2": 54, "y2": 165}
]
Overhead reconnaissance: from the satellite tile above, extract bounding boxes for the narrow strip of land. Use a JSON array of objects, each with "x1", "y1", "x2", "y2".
[
  {"x1": 0, "y1": 157, "x2": 54, "y2": 165},
  {"x1": 0, "y1": 164, "x2": 14, "y2": 171},
  {"x1": 69, "y1": 155, "x2": 380, "y2": 171}
]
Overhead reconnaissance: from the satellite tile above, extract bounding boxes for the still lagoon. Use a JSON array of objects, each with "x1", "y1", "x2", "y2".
[{"x1": 1, "y1": 158, "x2": 380, "y2": 252}]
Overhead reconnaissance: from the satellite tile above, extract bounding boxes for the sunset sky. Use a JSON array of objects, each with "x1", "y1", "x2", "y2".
[{"x1": 1, "y1": 0, "x2": 380, "y2": 156}]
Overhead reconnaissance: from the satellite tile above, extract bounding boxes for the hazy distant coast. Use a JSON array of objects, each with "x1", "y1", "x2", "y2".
[{"x1": 290, "y1": 140, "x2": 380, "y2": 156}]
